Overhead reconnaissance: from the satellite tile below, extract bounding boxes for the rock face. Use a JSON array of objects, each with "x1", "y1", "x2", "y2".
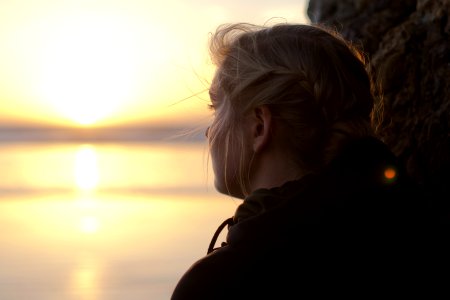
[{"x1": 308, "y1": 0, "x2": 450, "y2": 223}]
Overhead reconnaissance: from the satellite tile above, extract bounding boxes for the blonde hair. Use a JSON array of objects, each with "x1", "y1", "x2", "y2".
[{"x1": 208, "y1": 22, "x2": 377, "y2": 196}]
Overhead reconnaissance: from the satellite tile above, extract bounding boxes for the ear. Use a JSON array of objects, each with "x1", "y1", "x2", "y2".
[{"x1": 251, "y1": 105, "x2": 272, "y2": 153}]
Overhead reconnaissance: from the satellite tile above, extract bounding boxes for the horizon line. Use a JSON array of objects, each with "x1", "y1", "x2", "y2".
[{"x1": 0, "y1": 125, "x2": 206, "y2": 143}]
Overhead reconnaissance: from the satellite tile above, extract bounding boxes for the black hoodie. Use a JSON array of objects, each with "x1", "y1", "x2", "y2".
[{"x1": 171, "y1": 137, "x2": 433, "y2": 300}]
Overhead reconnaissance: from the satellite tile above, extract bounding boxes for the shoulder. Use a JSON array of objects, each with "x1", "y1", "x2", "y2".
[
  {"x1": 171, "y1": 239, "x2": 313, "y2": 299},
  {"x1": 171, "y1": 246, "x2": 247, "y2": 300}
]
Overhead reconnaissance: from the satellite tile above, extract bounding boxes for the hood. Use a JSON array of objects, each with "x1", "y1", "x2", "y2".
[{"x1": 221, "y1": 136, "x2": 423, "y2": 249}]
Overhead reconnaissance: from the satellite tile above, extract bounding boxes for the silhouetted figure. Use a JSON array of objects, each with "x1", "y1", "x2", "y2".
[{"x1": 171, "y1": 22, "x2": 432, "y2": 300}]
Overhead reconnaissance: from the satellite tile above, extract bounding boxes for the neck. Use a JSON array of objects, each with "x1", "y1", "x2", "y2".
[{"x1": 248, "y1": 147, "x2": 303, "y2": 193}]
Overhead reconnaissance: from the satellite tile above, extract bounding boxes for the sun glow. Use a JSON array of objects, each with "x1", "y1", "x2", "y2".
[
  {"x1": 36, "y1": 14, "x2": 140, "y2": 126},
  {"x1": 0, "y1": 0, "x2": 310, "y2": 128}
]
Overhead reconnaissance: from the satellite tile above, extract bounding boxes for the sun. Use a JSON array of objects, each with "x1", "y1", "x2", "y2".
[{"x1": 37, "y1": 13, "x2": 139, "y2": 126}]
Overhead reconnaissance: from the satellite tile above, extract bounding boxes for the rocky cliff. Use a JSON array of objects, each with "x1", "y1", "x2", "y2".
[{"x1": 308, "y1": 0, "x2": 450, "y2": 223}]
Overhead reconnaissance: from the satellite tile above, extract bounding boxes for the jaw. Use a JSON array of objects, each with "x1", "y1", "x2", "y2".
[{"x1": 214, "y1": 175, "x2": 246, "y2": 200}]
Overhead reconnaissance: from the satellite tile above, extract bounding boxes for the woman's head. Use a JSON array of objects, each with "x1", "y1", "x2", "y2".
[{"x1": 207, "y1": 22, "x2": 376, "y2": 198}]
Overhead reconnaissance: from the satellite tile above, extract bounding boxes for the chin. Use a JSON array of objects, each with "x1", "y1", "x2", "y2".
[
  {"x1": 214, "y1": 179, "x2": 246, "y2": 199},
  {"x1": 214, "y1": 179, "x2": 229, "y2": 196}
]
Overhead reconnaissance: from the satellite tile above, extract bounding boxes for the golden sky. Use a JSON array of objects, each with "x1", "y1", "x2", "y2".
[{"x1": 0, "y1": 0, "x2": 309, "y2": 128}]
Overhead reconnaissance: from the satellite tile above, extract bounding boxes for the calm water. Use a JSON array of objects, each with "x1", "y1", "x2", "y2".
[{"x1": 0, "y1": 142, "x2": 239, "y2": 300}]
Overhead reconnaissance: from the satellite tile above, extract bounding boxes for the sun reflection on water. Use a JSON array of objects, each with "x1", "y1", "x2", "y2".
[
  {"x1": 75, "y1": 196, "x2": 100, "y2": 234},
  {"x1": 0, "y1": 142, "x2": 241, "y2": 299},
  {"x1": 71, "y1": 254, "x2": 101, "y2": 300},
  {"x1": 76, "y1": 197, "x2": 99, "y2": 209},
  {"x1": 73, "y1": 145, "x2": 101, "y2": 236},
  {"x1": 74, "y1": 145, "x2": 99, "y2": 191},
  {"x1": 80, "y1": 216, "x2": 100, "y2": 234}
]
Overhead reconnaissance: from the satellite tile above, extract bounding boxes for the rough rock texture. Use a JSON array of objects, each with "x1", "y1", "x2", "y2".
[{"x1": 308, "y1": 0, "x2": 450, "y2": 223}]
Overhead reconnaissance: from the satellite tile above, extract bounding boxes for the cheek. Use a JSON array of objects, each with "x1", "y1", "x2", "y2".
[
  {"x1": 208, "y1": 116, "x2": 226, "y2": 166},
  {"x1": 208, "y1": 127, "x2": 229, "y2": 190},
  {"x1": 209, "y1": 130, "x2": 227, "y2": 183},
  {"x1": 209, "y1": 140, "x2": 219, "y2": 172},
  {"x1": 209, "y1": 129, "x2": 250, "y2": 198}
]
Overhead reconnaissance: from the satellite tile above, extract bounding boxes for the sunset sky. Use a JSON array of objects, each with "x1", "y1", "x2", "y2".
[{"x1": 0, "y1": 0, "x2": 309, "y2": 128}]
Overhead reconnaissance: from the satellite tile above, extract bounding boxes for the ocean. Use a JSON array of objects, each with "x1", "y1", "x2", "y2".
[{"x1": 0, "y1": 140, "x2": 239, "y2": 300}]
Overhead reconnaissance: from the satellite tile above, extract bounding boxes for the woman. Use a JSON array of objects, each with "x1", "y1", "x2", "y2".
[{"x1": 171, "y1": 22, "x2": 427, "y2": 300}]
